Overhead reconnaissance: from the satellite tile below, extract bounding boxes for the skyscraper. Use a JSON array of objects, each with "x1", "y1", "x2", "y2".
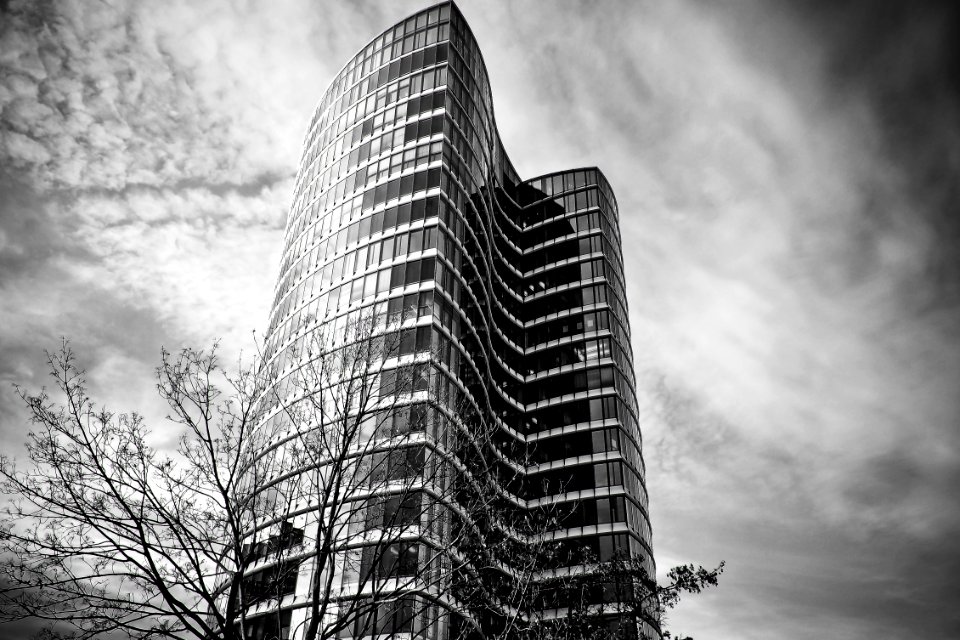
[{"x1": 250, "y1": 3, "x2": 655, "y2": 639}]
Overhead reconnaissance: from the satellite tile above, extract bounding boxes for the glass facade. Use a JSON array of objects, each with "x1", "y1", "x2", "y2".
[{"x1": 250, "y1": 3, "x2": 656, "y2": 639}]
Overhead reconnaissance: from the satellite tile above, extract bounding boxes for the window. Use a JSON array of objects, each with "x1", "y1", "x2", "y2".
[
  {"x1": 241, "y1": 559, "x2": 300, "y2": 605},
  {"x1": 363, "y1": 273, "x2": 377, "y2": 299},
  {"x1": 243, "y1": 610, "x2": 292, "y2": 640},
  {"x1": 413, "y1": 363, "x2": 430, "y2": 391},
  {"x1": 409, "y1": 229, "x2": 424, "y2": 253},
  {"x1": 415, "y1": 325, "x2": 433, "y2": 351},
  {"x1": 373, "y1": 445, "x2": 424, "y2": 482},
  {"x1": 405, "y1": 260, "x2": 421, "y2": 283},
  {"x1": 374, "y1": 542, "x2": 419, "y2": 577},
  {"x1": 400, "y1": 329, "x2": 416, "y2": 355},
  {"x1": 409, "y1": 402, "x2": 429, "y2": 430},
  {"x1": 376, "y1": 596, "x2": 415, "y2": 634},
  {"x1": 370, "y1": 493, "x2": 421, "y2": 528},
  {"x1": 593, "y1": 462, "x2": 622, "y2": 488}
]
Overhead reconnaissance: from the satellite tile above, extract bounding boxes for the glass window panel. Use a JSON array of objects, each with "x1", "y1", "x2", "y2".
[
  {"x1": 367, "y1": 242, "x2": 381, "y2": 266},
  {"x1": 593, "y1": 463, "x2": 608, "y2": 487},
  {"x1": 405, "y1": 260, "x2": 421, "y2": 283},
  {"x1": 363, "y1": 274, "x2": 377, "y2": 298},
  {"x1": 592, "y1": 430, "x2": 605, "y2": 453},
  {"x1": 597, "y1": 498, "x2": 611, "y2": 524},
  {"x1": 394, "y1": 233, "x2": 409, "y2": 257},
  {"x1": 409, "y1": 229, "x2": 423, "y2": 253},
  {"x1": 398, "y1": 203, "x2": 412, "y2": 225}
]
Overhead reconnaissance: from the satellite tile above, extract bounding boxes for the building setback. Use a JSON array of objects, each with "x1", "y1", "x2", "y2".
[{"x1": 249, "y1": 3, "x2": 656, "y2": 639}]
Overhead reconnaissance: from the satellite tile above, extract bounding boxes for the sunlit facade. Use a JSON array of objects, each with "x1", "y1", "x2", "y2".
[{"x1": 252, "y1": 2, "x2": 656, "y2": 638}]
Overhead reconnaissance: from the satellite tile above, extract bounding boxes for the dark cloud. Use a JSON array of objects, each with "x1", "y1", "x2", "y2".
[
  {"x1": 0, "y1": 172, "x2": 71, "y2": 275},
  {"x1": 0, "y1": 178, "x2": 170, "y2": 343},
  {"x1": 776, "y1": 0, "x2": 960, "y2": 303}
]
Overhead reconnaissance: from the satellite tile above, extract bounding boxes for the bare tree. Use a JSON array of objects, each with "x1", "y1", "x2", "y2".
[
  {"x1": 1, "y1": 315, "x2": 721, "y2": 640},
  {"x1": 0, "y1": 340, "x2": 278, "y2": 640},
  {"x1": 0, "y1": 305, "x2": 561, "y2": 640}
]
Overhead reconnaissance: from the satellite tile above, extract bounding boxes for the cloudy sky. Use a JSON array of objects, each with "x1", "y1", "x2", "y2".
[{"x1": 1, "y1": 0, "x2": 958, "y2": 638}]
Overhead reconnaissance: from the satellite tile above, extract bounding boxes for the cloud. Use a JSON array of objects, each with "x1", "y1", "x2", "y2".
[
  {"x1": 0, "y1": 0, "x2": 444, "y2": 349},
  {"x1": 1, "y1": 1, "x2": 958, "y2": 639},
  {"x1": 0, "y1": 0, "x2": 318, "y2": 353},
  {"x1": 2, "y1": 1, "x2": 283, "y2": 191}
]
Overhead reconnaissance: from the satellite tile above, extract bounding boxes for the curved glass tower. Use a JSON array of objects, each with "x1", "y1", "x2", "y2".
[{"x1": 250, "y1": 3, "x2": 655, "y2": 639}]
